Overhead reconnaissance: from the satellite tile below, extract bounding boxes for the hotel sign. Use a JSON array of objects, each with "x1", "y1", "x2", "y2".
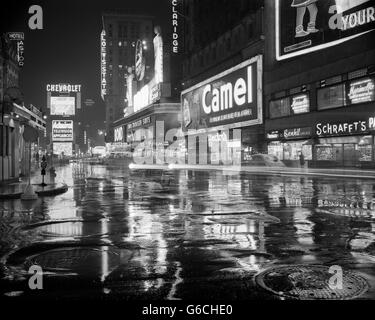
[
  {"x1": 276, "y1": 0, "x2": 375, "y2": 60},
  {"x1": 181, "y1": 55, "x2": 263, "y2": 132}
]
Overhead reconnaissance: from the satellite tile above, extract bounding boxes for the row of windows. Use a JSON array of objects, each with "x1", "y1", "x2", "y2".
[
  {"x1": 107, "y1": 22, "x2": 151, "y2": 40},
  {"x1": 184, "y1": 18, "x2": 255, "y2": 77},
  {"x1": 269, "y1": 75, "x2": 375, "y2": 119}
]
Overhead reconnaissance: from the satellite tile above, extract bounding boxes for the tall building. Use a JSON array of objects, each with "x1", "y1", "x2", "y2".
[
  {"x1": 101, "y1": 13, "x2": 154, "y2": 141},
  {"x1": 264, "y1": 0, "x2": 375, "y2": 169},
  {"x1": 181, "y1": 0, "x2": 265, "y2": 165},
  {"x1": 1, "y1": 34, "x2": 46, "y2": 182}
]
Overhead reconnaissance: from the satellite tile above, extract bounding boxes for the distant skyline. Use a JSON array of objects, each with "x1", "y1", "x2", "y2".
[{"x1": 1, "y1": 0, "x2": 171, "y2": 127}]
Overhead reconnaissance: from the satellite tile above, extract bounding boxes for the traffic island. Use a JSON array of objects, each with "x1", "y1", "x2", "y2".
[{"x1": 0, "y1": 183, "x2": 68, "y2": 200}]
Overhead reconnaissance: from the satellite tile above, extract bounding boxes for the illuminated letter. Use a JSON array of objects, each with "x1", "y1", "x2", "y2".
[
  {"x1": 234, "y1": 78, "x2": 247, "y2": 106},
  {"x1": 220, "y1": 83, "x2": 233, "y2": 110},
  {"x1": 202, "y1": 85, "x2": 212, "y2": 114},
  {"x1": 247, "y1": 66, "x2": 253, "y2": 103},
  {"x1": 212, "y1": 89, "x2": 220, "y2": 112}
]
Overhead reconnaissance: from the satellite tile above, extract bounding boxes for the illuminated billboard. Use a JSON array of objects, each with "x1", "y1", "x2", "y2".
[
  {"x1": 52, "y1": 120, "x2": 73, "y2": 142},
  {"x1": 275, "y1": 0, "x2": 375, "y2": 60},
  {"x1": 50, "y1": 96, "x2": 75, "y2": 116},
  {"x1": 53, "y1": 142, "x2": 73, "y2": 156},
  {"x1": 181, "y1": 55, "x2": 263, "y2": 132}
]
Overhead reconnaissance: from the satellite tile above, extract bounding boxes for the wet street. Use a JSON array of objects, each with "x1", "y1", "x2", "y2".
[{"x1": 1, "y1": 161, "x2": 375, "y2": 300}]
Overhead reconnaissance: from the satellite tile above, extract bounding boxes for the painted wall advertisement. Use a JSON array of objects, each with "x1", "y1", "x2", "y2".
[
  {"x1": 52, "y1": 120, "x2": 73, "y2": 141},
  {"x1": 50, "y1": 96, "x2": 76, "y2": 116},
  {"x1": 181, "y1": 55, "x2": 263, "y2": 132},
  {"x1": 53, "y1": 142, "x2": 73, "y2": 156},
  {"x1": 276, "y1": 0, "x2": 375, "y2": 60}
]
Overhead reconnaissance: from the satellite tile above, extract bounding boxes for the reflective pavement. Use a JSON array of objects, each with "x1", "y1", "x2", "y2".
[{"x1": 0, "y1": 161, "x2": 374, "y2": 300}]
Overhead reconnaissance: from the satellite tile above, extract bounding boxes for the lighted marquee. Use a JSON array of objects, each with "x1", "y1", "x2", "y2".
[
  {"x1": 50, "y1": 96, "x2": 76, "y2": 116},
  {"x1": 275, "y1": 0, "x2": 375, "y2": 60},
  {"x1": 53, "y1": 142, "x2": 73, "y2": 156},
  {"x1": 52, "y1": 120, "x2": 73, "y2": 142}
]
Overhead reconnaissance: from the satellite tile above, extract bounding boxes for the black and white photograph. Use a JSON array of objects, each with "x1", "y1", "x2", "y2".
[{"x1": 0, "y1": 0, "x2": 374, "y2": 316}]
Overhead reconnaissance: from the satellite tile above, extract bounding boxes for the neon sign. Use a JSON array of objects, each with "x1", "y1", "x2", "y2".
[{"x1": 101, "y1": 30, "x2": 107, "y2": 100}]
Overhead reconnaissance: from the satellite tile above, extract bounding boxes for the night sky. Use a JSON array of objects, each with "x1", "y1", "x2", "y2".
[{"x1": 1, "y1": 0, "x2": 171, "y2": 128}]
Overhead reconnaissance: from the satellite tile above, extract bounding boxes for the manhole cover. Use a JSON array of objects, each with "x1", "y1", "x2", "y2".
[
  {"x1": 255, "y1": 265, "x2": 369, "y2": 300},
  {"x1": 25, "y1": 247, "x2": 119, "y2": 273}
]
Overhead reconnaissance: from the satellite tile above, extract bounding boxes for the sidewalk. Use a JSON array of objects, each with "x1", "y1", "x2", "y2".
[
  {"x1": 0, "y1": 173, "x2": 68, "y2": 200},
  {"x1": 130, "y1": 163, "x2": 375, "y2": 180}
]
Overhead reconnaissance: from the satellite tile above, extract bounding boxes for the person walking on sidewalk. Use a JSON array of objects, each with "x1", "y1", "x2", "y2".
[{"x1": 299, "y1": 152, "x2": 306, "y2": 169}]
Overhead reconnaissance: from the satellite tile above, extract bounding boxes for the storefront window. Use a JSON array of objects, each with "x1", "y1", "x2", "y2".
[
  {"x1": 268, "y1": 142, "x2": 283, "y2": 160},
  {"x1": 317, "y1": 83, "x2": 346, "y2": 110},
  {"x1": 348, "y1": 77, "x2": 375, "y2": 105},
  {"x1": 269, "y1": 93, "x2": 309, "y2": 119},
  {"x1": 268, "y1": 141, "x2": 312, "y2": 161},
  {"x1": 316, "y1": 145, "x2": 336, "y2": 161},
  {"x1": 269, "y1": 97, "x2": 290, "y2": 119}
]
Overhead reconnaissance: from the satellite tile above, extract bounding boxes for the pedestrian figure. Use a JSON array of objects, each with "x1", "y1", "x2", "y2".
[
  {"x1": 36, "y1": 152, "x2": 40, "y2": 167},
  {"x1": 299, "y1": 152, "x2": 305, "y2": 168},
  {"x1": 292, "y1": 0, "x2": 319, "y2": 38}
]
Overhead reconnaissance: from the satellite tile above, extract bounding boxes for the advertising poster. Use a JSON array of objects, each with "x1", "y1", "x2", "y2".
[
  {"x1": 53, "y1": 142, "x2": 73, "y2": 156},
  {"x1": 181, "y1": 55, "x2": 263, "y2": 132},
  {"x1": 52, "y1": 120, "x2": 73, "y2": 141},
  {"x1": 276, "y1": 0, "x2": 375, "y2": 60},
  {"x1": 50, "y1": 96, "x2": 76, "y2": 116}
]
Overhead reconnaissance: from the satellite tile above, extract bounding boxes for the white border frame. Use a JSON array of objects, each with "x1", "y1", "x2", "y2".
[
  {"x1": 275, "y1": 0, "x2": 374, "y2": 61},
  {"x1": 181, "y1": 55, "x2": 263, "y2": 134}
]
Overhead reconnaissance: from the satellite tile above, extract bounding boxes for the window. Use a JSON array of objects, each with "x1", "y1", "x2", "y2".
[
  {"x1": 269, "y1": 93, "x2": 310, "y2": 119},
  {"x1": 269, "y1": 97, "x2": 290, "y2": 119},
  {"x1": 348, "y1": 77, "x2": 375, "y2": 105},
  {"x1": 318, "y1": 83, "x2": 346, "y2": 110}
]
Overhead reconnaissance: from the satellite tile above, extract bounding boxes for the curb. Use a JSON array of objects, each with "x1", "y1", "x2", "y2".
[{"x1": 0, "y1": 184, "x2": 68, "y2": 200}]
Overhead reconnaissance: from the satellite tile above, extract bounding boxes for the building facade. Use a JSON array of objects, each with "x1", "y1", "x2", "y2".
[
  {"x1": 264, "y1": 0, "x2": 375, "y2": 168},
  {"x1": 1, "y1": 34, "x2": 46, "y2": 182},
  {"x1": 181, "y1": 0, "x2": 265, "y2": 165},
  {"x1": 101, "y1": 13, "x2": 154, "y2": 141},
  {"x1": 104, "y1": 9, "x2": 183, "y2": 164}
]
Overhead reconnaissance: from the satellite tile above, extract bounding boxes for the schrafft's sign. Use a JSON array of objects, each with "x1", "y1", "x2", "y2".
[
  {"x1": 276, "y1": 0, "x2": 375, "y2": 60},
  {"x1": 101, "y1": 30, "x2": 107, "y2": 100},
  {"x1": 316, "y1": 117, "x2": 375, "y2": 136},
  {"x1": 181, "y1": 55, "x2": 263, "y2": 131},
  {"x1": 46, "y1": 84, "x2": 82, "y2": 93}
]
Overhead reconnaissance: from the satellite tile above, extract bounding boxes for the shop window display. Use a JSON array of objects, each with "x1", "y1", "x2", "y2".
[{"x1": 268, "y1": 141, "x2": 312, "y2": 161}]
